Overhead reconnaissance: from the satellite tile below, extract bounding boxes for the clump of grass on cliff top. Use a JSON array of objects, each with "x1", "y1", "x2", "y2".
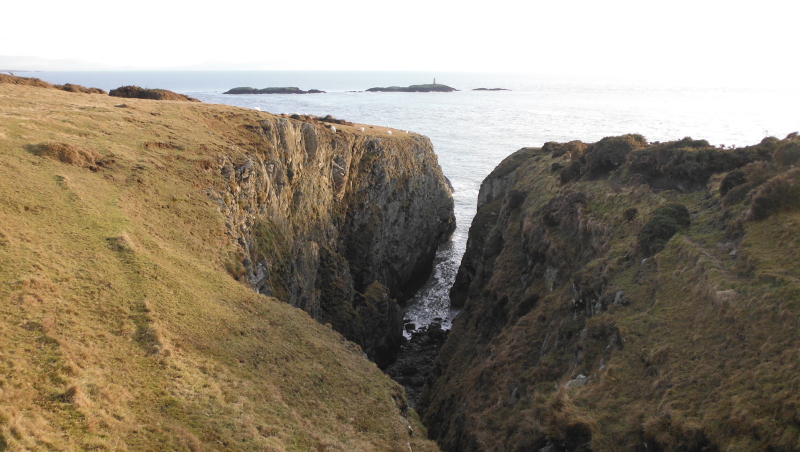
[
  {"x1": 0, "y1": 73, "x2": 53, "y2": 88},
  {"x1": 27, "y1": 141, "x2": 101, "y2": 168},
  {"x1": 746, "y1": 167, "x2": 800, "y2": 221},
  {"x1": 109, "y1": 85, "x2": 199, "y2": 102},
  {"x1": 584, "y1": 134, "x2": 647, "y2": 177},
  {"x1": 56, "y1": 82, "x2": 106, "y2": 94},
  {"x1": 0, "y1": 82, "x2": 437, "y2": 451},
  {"x1": 555, "y1": 134, "x2": 647, "y2": 182}
]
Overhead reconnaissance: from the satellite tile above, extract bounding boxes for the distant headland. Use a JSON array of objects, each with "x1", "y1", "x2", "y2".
[
  {"x1": 224, "y1": 87, "x2": 326, "y2": 94},
  {"x1": 473, "y1": 87, "x2": 510, "y2": 91}
]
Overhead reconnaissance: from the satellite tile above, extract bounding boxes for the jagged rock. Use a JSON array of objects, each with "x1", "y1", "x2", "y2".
[
  {"x1": 385, "y1": 323, "x2": 450, "y2": 408},
  {"x1": 565, "y1": 374, "x2": 587, "y2": 389},
  {"x1": 210, "y1": 117, "x2": 455, "y2": 366}
]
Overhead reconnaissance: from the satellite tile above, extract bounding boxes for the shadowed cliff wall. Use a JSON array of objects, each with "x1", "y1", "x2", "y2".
[{"x1": 209, "y1": 116, "x2": 455, "y2": 367}]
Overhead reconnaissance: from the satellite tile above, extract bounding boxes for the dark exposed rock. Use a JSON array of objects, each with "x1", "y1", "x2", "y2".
[
  {"x1": 211, "y1": 117, "x2": 455, "y2": 366},
  {"x1": 385, "y1": 323, "x2": 449, "y2": 408}
]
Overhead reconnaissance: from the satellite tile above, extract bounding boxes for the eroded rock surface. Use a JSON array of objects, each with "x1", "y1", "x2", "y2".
[{"x1": 210, "y1": 117, "x2": 455, "y2": 366}]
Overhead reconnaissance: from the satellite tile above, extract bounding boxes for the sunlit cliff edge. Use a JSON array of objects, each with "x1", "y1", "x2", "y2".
[{"x1": 0, "y1": 79, "x2": 451, "y2": 451}]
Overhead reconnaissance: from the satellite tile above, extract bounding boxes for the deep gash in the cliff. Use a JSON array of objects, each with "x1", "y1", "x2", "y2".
[
  {"x1": 385, "y1": 321, "x2": 449, "y2": 408},
  {"x1": 211, "y1": 116, "x2": 455, "y2": 367}
]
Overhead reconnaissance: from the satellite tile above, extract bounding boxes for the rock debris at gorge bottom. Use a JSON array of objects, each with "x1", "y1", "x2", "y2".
[{"x1": 385, "y1": 322, "x2": 449, "y2": 408}]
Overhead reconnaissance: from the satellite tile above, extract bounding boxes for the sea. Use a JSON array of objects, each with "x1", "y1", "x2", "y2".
[{"x1": 16, "y1": 70, "x2": 800, "y2": 334}]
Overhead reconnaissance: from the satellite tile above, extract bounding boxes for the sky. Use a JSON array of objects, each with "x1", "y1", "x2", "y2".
[{"x1": 2, "y1": 0, "x2": 798, "y2": 84}]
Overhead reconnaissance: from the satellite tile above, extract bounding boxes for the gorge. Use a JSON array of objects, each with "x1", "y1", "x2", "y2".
[{"x1": 3, "y1": 74, "x2": 800, "y2": 452}]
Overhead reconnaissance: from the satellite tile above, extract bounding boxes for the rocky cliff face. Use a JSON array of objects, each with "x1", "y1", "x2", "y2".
[
  {"x1": 419, "y1": 134, "x2": 800, "y2": 451},
  {"x1": 209, "y1": 116, "x2": 455, "y2": 367}
]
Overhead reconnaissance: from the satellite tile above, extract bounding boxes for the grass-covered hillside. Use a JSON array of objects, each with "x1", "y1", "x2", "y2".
[
  {"x1": 420, "y1": 133, "x2": 800, "y2": 451},
  {"x1": 0, "y1": 80, "x2": 439, "y2": 451}
]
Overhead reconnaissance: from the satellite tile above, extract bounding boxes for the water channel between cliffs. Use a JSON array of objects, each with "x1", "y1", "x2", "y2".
[{"x1": 402, "y1": 226, "x2": 462, "y2": 337}]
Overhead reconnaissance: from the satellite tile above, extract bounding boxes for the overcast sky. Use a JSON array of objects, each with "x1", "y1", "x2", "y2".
[{"x1": 2, "y1": 0, "x2": 797, "y2": 84}]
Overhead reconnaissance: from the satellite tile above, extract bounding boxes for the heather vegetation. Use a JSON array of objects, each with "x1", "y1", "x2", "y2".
[
  {"x1": 638, "y1": 203, "x2": 691, "y2": 256},
  {"x1": 421, "y1": 132, "x2": 800, "y2": 451}
]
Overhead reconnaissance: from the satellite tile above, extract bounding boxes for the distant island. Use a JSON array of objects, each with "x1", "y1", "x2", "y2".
[
  {"x1": 473, "y1": 87, "x2": 510, "y2": 91},
  {"x1": 224, "y1": 87, "x2": 325, "y2": 95},
  {"x1": 366, "y1": 84, "x2": 457, "y2": 93}
]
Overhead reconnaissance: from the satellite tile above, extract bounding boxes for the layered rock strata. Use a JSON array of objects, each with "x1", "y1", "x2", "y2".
[{"x1": 210, "y1": 117, "x2": 455, "y2": 367}]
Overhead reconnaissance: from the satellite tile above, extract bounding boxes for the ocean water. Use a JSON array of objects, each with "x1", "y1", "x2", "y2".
[{"x1": 18, "y1": 70, "x2": 800, "y2": 332}]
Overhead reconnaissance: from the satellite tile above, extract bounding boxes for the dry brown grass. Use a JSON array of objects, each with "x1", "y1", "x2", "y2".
[
  {"x1": 0, "y1": 73, "x2": 53, "y2": 88},
  {"x1": 27, "y1": 141, "x2": 101, "y2": 167},
  {"x1": 0, "y1": 83, "x2": 437, "y2": 451}
]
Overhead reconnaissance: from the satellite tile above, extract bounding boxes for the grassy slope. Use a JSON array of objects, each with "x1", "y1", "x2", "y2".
[
  {"x1": 0, "y1": 83, "x2": 438, "y2": 451},
  {"x1": 421, "y1": 136, "x2": 800, "y2": 451}
]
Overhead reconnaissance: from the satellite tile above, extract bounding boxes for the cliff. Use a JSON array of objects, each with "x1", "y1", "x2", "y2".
[
  {"x1": 211, "y1": 114, "x2": 454, "y2": 367},
  {"x1": 419, "y1": 134, "x2": 800, "y2": 451},
  {"x1": 0, "y1": 81, "x2": 447, "y2": 451}
]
